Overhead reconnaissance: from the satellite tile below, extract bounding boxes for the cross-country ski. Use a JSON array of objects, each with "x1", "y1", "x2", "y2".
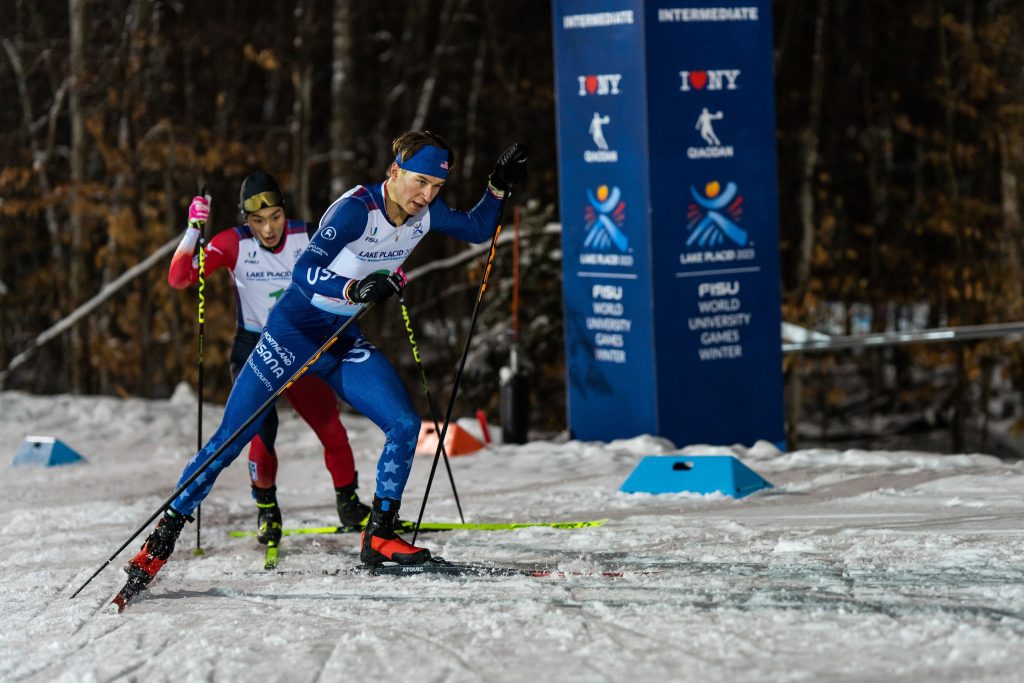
[
  {"x1": 356, "y1": 557, "x2": 648, "y2": 579},
  {"x1": 263, "y1": 541, "x2": 279, "y2": 570},
  {"x1": 229, "y1": 518, "x2": 608, "y2": 538}
]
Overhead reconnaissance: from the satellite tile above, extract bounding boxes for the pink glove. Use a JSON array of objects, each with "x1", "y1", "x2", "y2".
[{"x1": 188, "y1": 195, "x2": 210, "y2": 225}]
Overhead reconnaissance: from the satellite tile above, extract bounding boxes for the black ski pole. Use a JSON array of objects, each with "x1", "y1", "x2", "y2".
[
  {"x1": 411, "y1": 193, "x2": 510, "y2": 544},
  {"x1": 195, "y1": 185, "x2": 210, "y2": 556},
  {"x1": 399, "y1": 295, "x2": 466, "y2": 524},
  {"x1": 70, "y1": 302, "x2": 374, "y2": 599}
]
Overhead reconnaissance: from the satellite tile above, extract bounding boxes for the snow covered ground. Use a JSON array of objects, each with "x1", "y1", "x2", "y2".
[{"x1": 1, "y1": 388, "x2": 1023, "y2": 682}]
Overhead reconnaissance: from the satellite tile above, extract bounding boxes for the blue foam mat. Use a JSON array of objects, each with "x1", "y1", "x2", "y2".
[
  {"x1": 12, "y1": 437, "x2": 87, "y2": 467},
  {"x1": 621, "y1": 455, "x2": 771, "y2": 498}
]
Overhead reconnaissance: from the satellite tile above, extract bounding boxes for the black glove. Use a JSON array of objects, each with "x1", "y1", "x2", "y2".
[
  {"x1": 489, "y1": 142, "x2": 529, "y2": 192},
  {"x1": 347, "y1": 272, "x2": 404, "y2": 304}
]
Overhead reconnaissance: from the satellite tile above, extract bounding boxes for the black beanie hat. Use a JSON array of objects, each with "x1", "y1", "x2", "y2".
[{"x1": 239, "y1": 171, "x2": 284, "y2": 213}]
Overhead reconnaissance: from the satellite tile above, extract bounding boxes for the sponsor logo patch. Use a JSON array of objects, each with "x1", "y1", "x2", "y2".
[
  {"x1": 688, "y1": 108, "x2": 734, "y2": 160},
  {"x1": 585, "y1": 112, "x2": 618, "y2": 163}
]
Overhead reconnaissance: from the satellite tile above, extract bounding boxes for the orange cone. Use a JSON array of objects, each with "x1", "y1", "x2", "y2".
[{"x1": 416, "y1": 421, "x2": 485, "y2": 457}]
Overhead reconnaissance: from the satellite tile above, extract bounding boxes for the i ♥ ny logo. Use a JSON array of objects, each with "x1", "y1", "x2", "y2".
[
  {"x1": 577, "y1": 74, "x2": 623, "y2": 96},
  {"x1": 678, "y1": 69, "x2": 741, "y2": 92}
]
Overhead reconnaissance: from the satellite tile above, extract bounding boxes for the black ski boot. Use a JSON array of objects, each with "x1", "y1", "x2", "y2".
[
  {"x1": 253, "y1": 486, "x2": 282, "y2": 546},
  {"x1": 122, "y1": 508, "x2": 191, "y2": 589},
  {"x1": 360, "y1": 496, "x2": 431, "y2": 566},
  {"x1": 335, "y1": 474, "x2": 371, "y2": 528}
]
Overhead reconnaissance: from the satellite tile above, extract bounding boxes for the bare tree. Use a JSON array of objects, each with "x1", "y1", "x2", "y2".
[
  {"x1": 330, "y1": 0, "x2": 354, "y2": 198},
  {"x1": 934, "y1": 0, "x2": 969, "y2": 451},
  {"x1": 794, "y1": 0, "x2": 829, "y2": 300},
  {"x1": 458, "y1": 29, "x2": 488, "y2": 190},
  {"x1": 1, "y1": 38, "x2": 71, "y2": 388},
  {"x1": 291, "y1": 0, "x2": 316, "y2": 220},
  {"x1": 410, "y1": 0, "x2": 466, "y2": 131}
]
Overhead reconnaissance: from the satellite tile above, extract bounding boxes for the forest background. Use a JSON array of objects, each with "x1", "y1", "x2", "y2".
[{"x1": 2, "y1": 0, "x2": 1023, "y2": 456}]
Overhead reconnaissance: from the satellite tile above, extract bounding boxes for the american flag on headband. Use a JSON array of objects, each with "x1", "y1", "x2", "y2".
[{"x1": 440, "y1": 161, "x2": 449, "y2": 170}]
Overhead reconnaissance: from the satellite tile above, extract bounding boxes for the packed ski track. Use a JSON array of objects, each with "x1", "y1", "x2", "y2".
[{"x1": 1, "y1": 389, "x2": 1023, "y2": 682}]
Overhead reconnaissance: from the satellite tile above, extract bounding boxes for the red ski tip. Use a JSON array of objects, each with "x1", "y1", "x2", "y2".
[{"x1": 111, "y1": 594, "x2": 129, "y2": 613}]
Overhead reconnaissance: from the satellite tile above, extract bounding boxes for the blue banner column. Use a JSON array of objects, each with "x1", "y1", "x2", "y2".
[{"x1": 552, "y1": 1, "x2": 785, "y2": 448}]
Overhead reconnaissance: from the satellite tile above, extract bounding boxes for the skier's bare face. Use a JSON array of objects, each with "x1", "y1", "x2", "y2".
[
  {"x1": 247, "y1": 206, "x2": 287, "y2": 248},
  {"x1": 386, "y1": 165, "x2": 444, "y2": 224}
]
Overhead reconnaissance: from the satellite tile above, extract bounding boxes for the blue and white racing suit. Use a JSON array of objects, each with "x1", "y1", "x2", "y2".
[{"x1": 168, "y1": 180, "x2": 502, "y2": 515}]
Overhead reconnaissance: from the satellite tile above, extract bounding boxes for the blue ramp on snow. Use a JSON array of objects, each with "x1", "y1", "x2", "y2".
[
  {"x1": 620, "y1": 455, "x2": 771, "y2": 498},
  {"x1": 12, "y1": 436, "x2": 87, "y2": 467}
]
